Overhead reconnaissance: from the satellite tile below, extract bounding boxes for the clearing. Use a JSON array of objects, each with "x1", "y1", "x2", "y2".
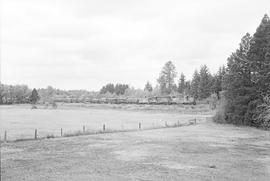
[
  {"x1": 1, "y1": 118, "x2": 270, "y2": 180},
  {"x1": 0, "y1": 104, "x2": 211, "y2": 140}
]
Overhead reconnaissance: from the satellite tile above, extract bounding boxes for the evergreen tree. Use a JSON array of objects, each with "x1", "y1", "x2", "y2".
[
  {"x1": 248, "y1": 14, "x2": 270, "y2": 96},
  {"x1": 212, "y1": 66, "x2": 226, "y2": 99},
  {"x1": 223, "y1": 33, "x2": 254, "y2": 125},
  {"x1": 178, "y1": 73, "x2": 186, "y2": 94},
  {"x1": 115, "y1": 84, "x2": 129, "y2": 95},
  {"x1": 29, "y1": 88, "x2": 40, "y2": 104},
  {"x1": 190, "y1": 70, "x2": 200, "y2": 100},
  {"x1": 157, "y1": 61, "x2": 177, "y2": 95},
  {"x1": 184, "y1": 81, "x2": 191, "y2": 95},
  {"x1": 246, "y1": 14, "x2": 270, "y2": 126},
  {"x1": 144, "y1": 81, "x2": 153, "y2": 92},
  {"x1": 198, "y1": 65, "x2": 212, "y2": 99},
  {"x1": 100, "y1": 83, "x2": 115, "y2": 94}
]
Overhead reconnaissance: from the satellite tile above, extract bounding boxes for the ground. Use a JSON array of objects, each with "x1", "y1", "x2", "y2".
[
  {"x1": 2, "y1": 119, "x2": 270, "y2": 181},
  {"x1": 0, "y1": 104, "x2": 212, "y2": 140}
]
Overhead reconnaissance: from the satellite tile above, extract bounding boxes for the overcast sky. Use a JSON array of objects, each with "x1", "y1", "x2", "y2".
[{"x1": 1, "y1": 0, "x2": 269, "y2": 91}]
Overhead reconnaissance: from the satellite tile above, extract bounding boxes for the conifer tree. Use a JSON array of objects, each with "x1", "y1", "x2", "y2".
[
  {"x1": 190, "y1": 70, "x2": 200, "y2": 100},
  {"x1": 224, "y1": 33, "x2": 253, "y2": 125},
  {"x1": 178, "y1": 73, "x2": 186, "y2": 94},
  {"x1": 198, "y1": 65, "x2": 212, "y2": 99},
  {"x1": 248, "y1": 14, "x2": 270, "y2": 96},
  {"x1": 157, "y1": 61, "x2": 177, "y2": 95},
  {"x1": 30, "y1": 88, "x2": 40, "y2": 104}
]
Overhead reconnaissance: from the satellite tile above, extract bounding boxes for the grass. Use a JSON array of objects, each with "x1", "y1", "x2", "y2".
[
  {"x1": 2, "y1": 120, "x2": 270, "y2": 181},
  {"x1": 2, "y1": 119, "x2": 198, "y2": 143},
  {"x1": 1, "y1": 104, "x2": 210, "y2": 141}
]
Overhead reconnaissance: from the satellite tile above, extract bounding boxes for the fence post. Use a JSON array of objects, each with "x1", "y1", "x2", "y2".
[
  {"x1": 165, "y1": 121, "x2": 168, "y2": 127},
  {"x1": 4, "y1": 131, "x2": 7, "y2": 142},
  {"x1": 195, "y1": 118, "x2": 196, "y2": 124},
  {"x1": 139, "y1": 122, "x2": 141, "y2": 129},
  {"x1": 34, "y1": 129, "x2": 37, "y2": 139},
  {"x1": 61, "y1": 128, "x2": 63, "y2": 137},
  {"x1": 83, "y1": 126, "x2": 85, "y2": 133},
  {"x1": 103, "y1": 124, "x2": 106, "y2": 132},
  {"x1": 178, "y1": 120, "x2": 180, "y2": 127}
]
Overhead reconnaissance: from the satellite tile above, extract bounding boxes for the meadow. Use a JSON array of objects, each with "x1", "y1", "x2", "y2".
[{"x1": 0, "y1": 104, "x2": 212, "y2": 141}]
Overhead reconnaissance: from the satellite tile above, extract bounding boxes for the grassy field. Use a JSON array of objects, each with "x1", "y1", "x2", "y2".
[
  {"x1": 0, "y1": 104, "x2": 212, "y2": 141},
  {"x1": 1, "y1": 119, "x2": 270, "y2": 181}
]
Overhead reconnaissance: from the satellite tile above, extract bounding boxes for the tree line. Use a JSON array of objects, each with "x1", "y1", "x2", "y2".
[{"x1": 216, "y1": 14, "x2": 270, "y2": 129}]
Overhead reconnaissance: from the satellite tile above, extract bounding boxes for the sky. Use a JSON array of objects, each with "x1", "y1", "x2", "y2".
[{"x1": 1, "y1": 0, "x2": 269, "y2": 91}]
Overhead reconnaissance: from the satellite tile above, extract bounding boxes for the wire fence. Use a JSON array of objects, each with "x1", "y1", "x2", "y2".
[{"x1": 1, "y1": 118, "x2": 199, "y2": 143}]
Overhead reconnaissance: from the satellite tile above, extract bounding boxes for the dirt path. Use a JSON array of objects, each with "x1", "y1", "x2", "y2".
[{"x1": 1, "y1": 121, "x2": 270, "y2": 181}]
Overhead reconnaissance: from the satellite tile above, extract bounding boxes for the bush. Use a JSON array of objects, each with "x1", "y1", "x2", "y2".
[
  {"x1": 253, "y1": 96, "x2": 270, "y2": 129},
  {"x1": 31, "y1": 105, "x2": 37, "y2": 109},
  {"x1": 213, "y1": 97, "x2": 227, "y2": 123},
  {"x1": 52, "y1": 102, "x2": 58, "y2": 109}
]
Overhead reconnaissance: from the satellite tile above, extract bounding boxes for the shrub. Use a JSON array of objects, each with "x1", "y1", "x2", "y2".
[
  {"x1": 253, "y1": 96, "x2": 270, "y2": 129},
  {"x1": 52, "y1": 101, "x2": 58, "y2": 109},
  {"x1": 213, "y1": 97, "x2": 227, "y2": 123}
]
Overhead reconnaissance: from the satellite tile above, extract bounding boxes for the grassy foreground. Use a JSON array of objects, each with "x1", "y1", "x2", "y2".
[{"x1": 1, "y1": 119, "x2": 270, "y2": 181}]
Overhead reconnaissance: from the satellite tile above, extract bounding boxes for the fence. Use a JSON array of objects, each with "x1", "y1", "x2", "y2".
[{"x1": 0, "y1": 118, "x2": 198, "y2": 143}]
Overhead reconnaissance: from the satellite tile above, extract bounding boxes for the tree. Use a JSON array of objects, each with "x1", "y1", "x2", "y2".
[
  {"x1": 144, "y1": 81, "x2": 153, "y2": 92},
  {"x1": 100, "y1": 83, "x2": 115, "y2": 94},
  {"x1": 29, "y1": 88, "x2": 40, "y2": 104},
  {"x1": 212, "y1": 66, "x2": 226, "y2": 99},
  {"x1": 184, "y1": 81, "x2": 191, "y2": 95},
  {"x1": 157, "y1": 61, "x2": 177, "y2": 95},
  {"x1": 246, "y1": 14, "x2": 270, "y2": 127},
  {"x1": 248, "y1": 14, "x2": 270, "y2": 96},
  {"x1": 178, "y1": 73, "x2": 186, "y2": 94},
  {"x1": 190, "y1": 70, "x2": 200, "y2": 100},
  {"x1": 198, "y1": 65, "x2": 212, "y2": 99},
  {"x1": 115, "y1": 84, "x2": 129, "y2": 95},
  {"x1": 223, "y1": 33, "x2": 253, "y2": 125}
]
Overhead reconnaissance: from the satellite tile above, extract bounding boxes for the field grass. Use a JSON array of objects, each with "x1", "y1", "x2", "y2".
[
  {"x1": 0, "y1": 104, "x2": 211, "y2": 141},
  {"x1": 1, "y1": 120, "x2": 270, "y2": 181}
]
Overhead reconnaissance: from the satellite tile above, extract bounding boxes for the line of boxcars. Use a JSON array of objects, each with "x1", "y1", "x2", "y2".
[{"x1": 86, "y1": 96, "x2": 196, "y2": 105}]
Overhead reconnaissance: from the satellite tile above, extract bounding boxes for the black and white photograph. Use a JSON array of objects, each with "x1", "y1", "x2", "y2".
[{"x1": 0, "y1": 0, "x2": 270, "y2": 180}]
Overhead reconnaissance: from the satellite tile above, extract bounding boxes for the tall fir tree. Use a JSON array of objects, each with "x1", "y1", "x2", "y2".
[
  {"x1": 224, "y1": 33, "x2": 254, "y2": 125},
  {"x1": 157, "y1": 61, "x2": 177, "y2": 95},
  {"x1": 212, "y1": 66, "x2": 226, "y2": 99},
  {"x1": 248, "y1": 14, "x2": 270, "y2": 96},
  {"x1": 29, "y1": 88, "x2": 40, "y2": 104},
  {"x1": 198, "y1": 65, "x2": 212, "y2": 99},
  {"x1": 178, "y1": 73, "x2": 186, "y2": 94},
  {"x1": 144, "y1": 81, "x2": 153, "y2": 92},
  {"x1": 190, "y1": 70, "x2": 200, "y2": 100}
]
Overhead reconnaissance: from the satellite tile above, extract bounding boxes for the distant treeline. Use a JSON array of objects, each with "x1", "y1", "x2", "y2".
[
  {"x1": 0, "y1": 61, "x2": 225, "y2": 105},
  {"x1": 99, "y1": 63, "x2": 225, "y2": 101}
]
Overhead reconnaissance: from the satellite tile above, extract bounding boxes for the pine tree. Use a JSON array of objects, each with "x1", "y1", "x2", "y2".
[
  {"x1": 144, "y1": 81, "x2": 153, "y2": 92},
  {"x1": 223, "y1": 33, "x2": 254, "y2": 125},
  {"x1": 246, "y1": 14, "x2": 270, "y2": 126},
  {"x1": 29, "y1": 88, "x2": 40, "y2": 104},
  {"x1": 190, "y1": 70, "x2": 200, "y2": 100},
  {"x1": 198, "y1": 65, "x2": 212, "y2": 99},
  {"x1": 157, "y1": 61, "x2": 177, "y2": 95},
  {"x1": 248, "y1": 14, "x2": 270, "y2": 96},
  {"x1": 178, "y1": 73, "x2": 186, "y2": 94},
  {"x1": 212, "y1": 66, "x2": 226, "y2": 99}
]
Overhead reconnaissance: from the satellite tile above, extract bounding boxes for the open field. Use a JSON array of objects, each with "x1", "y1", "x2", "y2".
[
  {"x1": 0, "y1": 104, "x2": 212, "y2": 141},
  {"x1": 1, "y1": 119, "x2": 270, "y2": 180}
]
